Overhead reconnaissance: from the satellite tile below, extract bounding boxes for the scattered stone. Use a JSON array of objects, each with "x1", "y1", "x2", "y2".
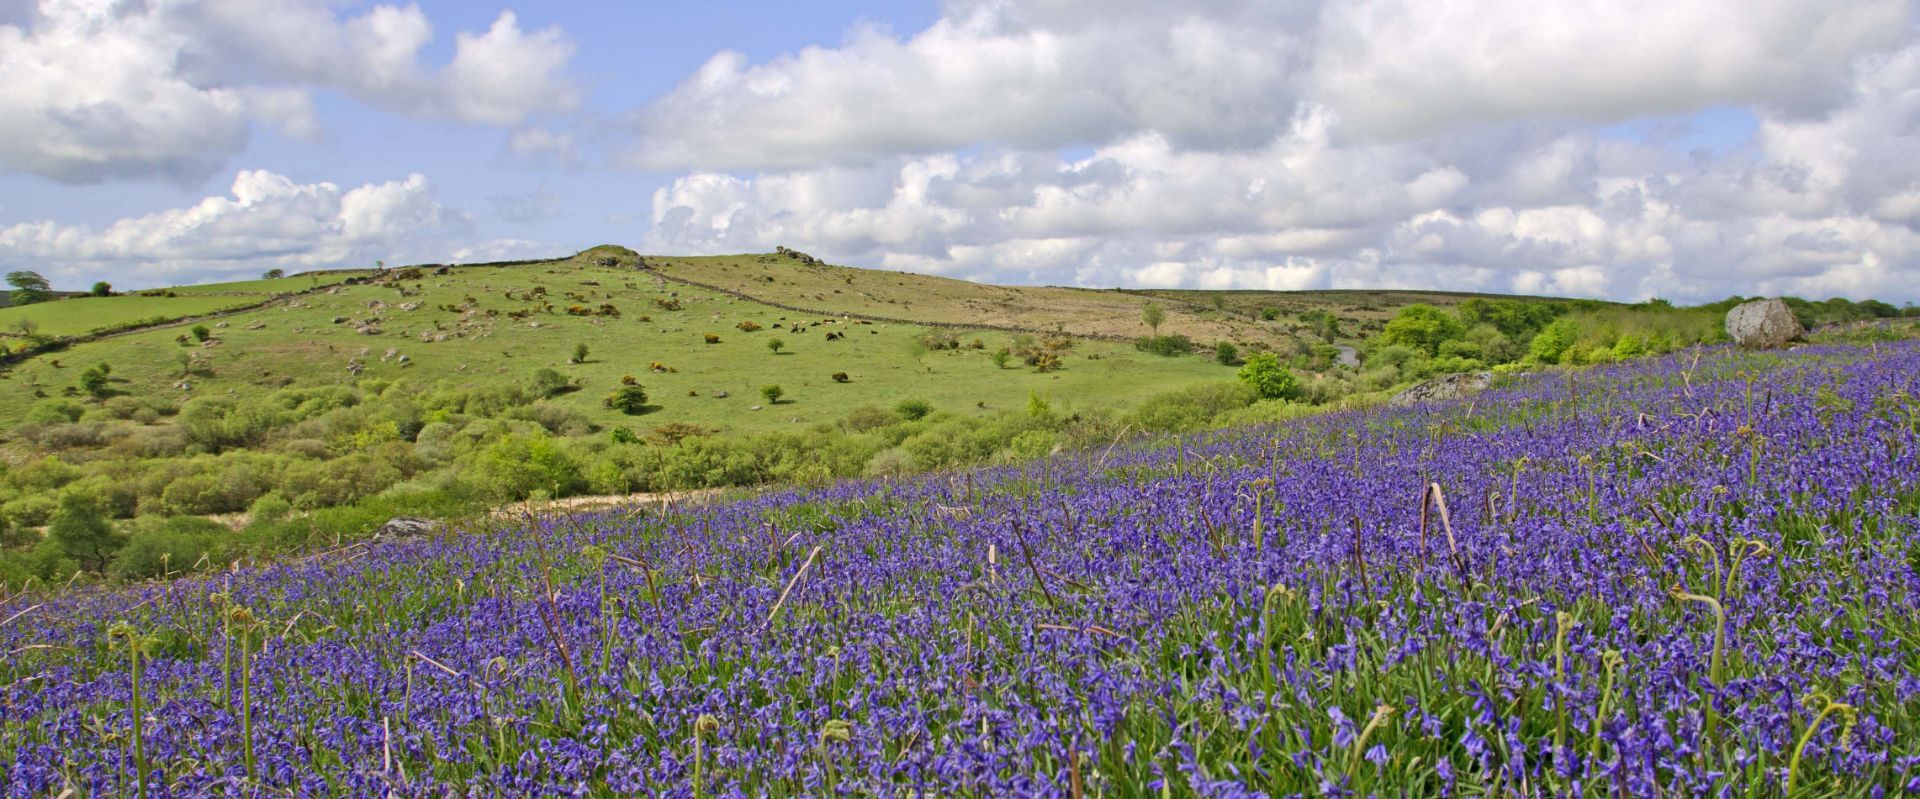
[
  {"x1": 398, "y1": 302, "x2": 421, "y2": 312},
  {"x1": 1390, "y1": 371, "x2": 1493, "y2": 407},
  {"x1": 749, "y1": 405, "x2": 763, "y2": 411},
  {"x1": 714, "y1": 390, "x2": 729, "y2": 398},
  {"x1": 1725, "y1": 298, "x2": 1805, "y2": 349},
  {"x1": 332, "y1": 316, "x2": 348, "y2": 324},
  {"x1": 245, "y1": 321, "x2": 267, "y2": 330},
  {"x1": 215, "y1": 321, "x2": 229, "y2": 328}
]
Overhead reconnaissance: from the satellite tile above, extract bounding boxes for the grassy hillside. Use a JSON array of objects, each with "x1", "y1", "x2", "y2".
[
  {"x1": 5, "y1": 342, "x2": 1917, "y2": 795},
  {"x1": 2, "y1": 245, "x2": 1909, "y2": 588},
  {"x1": 0, "y1": 254, "x2": 1228, "y2": 432}
]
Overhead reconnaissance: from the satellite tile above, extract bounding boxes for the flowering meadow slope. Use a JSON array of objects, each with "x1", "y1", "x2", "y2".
[{"x1": 4, "y1": 343, "x2": 1919, "y2": 796}]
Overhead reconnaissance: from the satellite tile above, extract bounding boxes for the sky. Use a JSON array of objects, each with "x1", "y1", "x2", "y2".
[{"x1": 2, "y1": 0, "x2": 1918, "y2": 304}]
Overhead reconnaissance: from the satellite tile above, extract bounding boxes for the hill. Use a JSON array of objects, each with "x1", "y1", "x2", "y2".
[
  {"x1": 3, "y1": 341, "x2": 1915, "y2": 794},
  {"x1": 0, "y1": 245, "x2": 1909, "y2": 585}
]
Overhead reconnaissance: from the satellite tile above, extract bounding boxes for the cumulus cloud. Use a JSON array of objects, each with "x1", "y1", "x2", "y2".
[
  {"x1": 626, "y1": 0, "x2": 1907, "y2": 170},
  {"x1": 0, "y1": 170, "x2": 532, "y2": 287},
  {"x1": 0, "y1": 0, "x2": 576, "y2": 182},
  {"x1": 638, "y1": 0, "x2": 1920, "y2": 302}
]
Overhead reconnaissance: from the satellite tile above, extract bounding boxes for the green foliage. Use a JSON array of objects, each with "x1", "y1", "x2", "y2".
[
  {"x1": 604, "y1": 384, "x2": 650, "y2": 415},
  {"x1": 24, "y1": 398, "x2": 85, "y2": 425},
  {"x1": 90, "y1": 282, "x2": 112, "y2": 297},
  {"x1": 610, "y1": 426, "x2": 641, "y2": 445},
  {"x1": 760, "y1": 384, "x2": 785, "y2": 404},
  {"x1": 1135, "y1": 335, "x2": 1193, "y2": 357},
  {"x1": 768, "y1": 338, "x2": 786, "y2": 354},
  {"x1": 1236, "y1": 352, "x2": 1300, "y2": 400},
  {"x1": 190, "y1": 325, "x2": 212, "y2": 342},
  {"x1": 529, "y1": 368, "x2": 575, "y2": 398},
  {"x1": 1127, "y1": 381, "x2": 1258, "y2": 432},
  {"x1": 571, "y1": 342, "x2": 590, "y2": 364},
  {"x1": 78, "y1": 363, "x2": 112, "y2": 399},
  {"x1": 46, "y1": 490, "x2": 120, "y2": 572},
  {"x1": 6, "y1": 271, "x2": 51, "y2": 305},
  {"x1": 464, "y1": 432, "x2": 585, "y2": 501},
  {"x1": 1379, "y1": 304, "x2": 1466, "y2": 356},
  {"x1": 990, "y1": 349, "x2": 1012, "y2": 369},
  {"x1": 1529, "y1": 318, "x2": 1582, "y2": 364},
  {"x1": 895, "y1": 399, "x2": 933, "y2": 421},
  {"x1": 263, "y1": 269, "x2": 285, "y2": 280},
  {"x1": 1141, "y1": 303, "x2": 1166, "y2": 334},
  {"x1": 111, "y1": 516, "x2": 229, "y2": 580},
  {"x1": 1214, "y1": 341, "x2": 1239, "y2": 365},
  {"x1": 1459, "y1": 298, "x2": 1562, "y2": 339}
]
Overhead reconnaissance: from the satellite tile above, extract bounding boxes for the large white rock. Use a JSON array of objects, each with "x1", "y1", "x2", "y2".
[{"x1": 1725, "y1": 298, "x2": 1805, "y2": 349}]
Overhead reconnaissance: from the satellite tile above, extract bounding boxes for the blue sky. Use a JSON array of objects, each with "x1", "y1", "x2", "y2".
[{"x1": 2, "y1": 0, "x2": 1916, "y2": 302}]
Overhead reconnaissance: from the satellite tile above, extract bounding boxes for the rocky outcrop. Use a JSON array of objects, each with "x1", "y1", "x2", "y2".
[
  {"x1": 1390, "y1": 371, "x2": 1493, "y2": 407},
  {"x1": 1725, "y1": 298, "x2": 1805, "y2": 349},
  {"x1": 372, "y1": 517, "x2": 440, "y2": 543}
]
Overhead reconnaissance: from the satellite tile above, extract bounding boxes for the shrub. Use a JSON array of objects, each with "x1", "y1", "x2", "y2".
[
  {"x1": 990, "y1": 349, "x2": 1012, "y2": 369},
  {"x1": 737, "y1": 321, "x2": 762, "y2": 332},
  {"x1": 610, "y1": 426, "x2": 640, "y2": 445},
  {"x1": 895, "y1": 399, "x2": 933, "y2": 421},
  {"x1": 25, "y1": 398, "x2": 85, "y2": 425},
  {"x1": 767, "y1": 338, "x2": 786, "y2": 354},
  {"x1": 529, "y1": 368, "x2": 575, "y2": 397},
  {"x1": 704, "y1": 333, "x2": 721, "y2": 344},
  {"x1": 570, "y1": 342, "x2": 590, "y2": 364},
  {"x1": 832, "y1": 372, "x2": 850, "y2": 383},
  {"x1": 248, "y1": 492, "x2": 293, "y2": 525},
  {"x1": 191, "y1": 325, "x2": 212, "y2": 342},
  {"x1": 463, "y1": 433, "x2": 585, "y2": 501},
  {"x1": 112, "y1": 517, "x2": 229, "y2": 580},
  {"x1": 1214, "y1": 342, "x2": 1239, "y2": 365},
  {"x1": 604, "y1": 384, "x2": 650, "y2": 415},
  {"x1": 1237, "y1": 352, "x2": 1300, "y2": 400},
  {"x1": 1127, "y1": 381, "x2": 1257, "y2": 432},
  {"x1": 1259, "y1": 307, "x2": 1281, "y2": 321},
  {"x1": 1135, "y1": 335, "x2": 1194, "y2": 357},
  {"x1": 844, "y1": 406, "x2": 898, "y2": 432},
  {"x1": 760, "y1": 384, "x2": 784, "y2": 404}
]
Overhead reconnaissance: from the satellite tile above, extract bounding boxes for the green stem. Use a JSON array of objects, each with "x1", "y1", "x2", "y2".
[
  {"x1": 1786, "y1": 696, "x2": 1856, "y2": 796},
  {"x1": 1347, "y1": 704, "x2": 1395, "y2": 781},
  {"x1": 1670, "y1": 588, "x2": 1726, "y2": 751},
  {"x1": 128, "y1": 632, "x2": 147, "y2": 799}
]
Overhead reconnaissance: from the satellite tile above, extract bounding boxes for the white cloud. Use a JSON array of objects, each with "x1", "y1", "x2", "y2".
[
  {"x1": 625, "y1": 0, "x2": 1908, "y2": 170},
  {"x1": 636, "y1": 0, "x2": 1920, "y2": 302},
  {"x1": 0, "y1": 170, "x2": 515, "y2": 287},
  {"x1": 0, "y1": 0, "x2": 577, "y2": 182}
]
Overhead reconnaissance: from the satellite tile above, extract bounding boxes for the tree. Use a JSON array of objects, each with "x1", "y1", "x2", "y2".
[
  {"x1": 603, "y1": 384, "x2": 649, "y2": 414},
  {"x1": 90, "y1": 282, "x2": 112, "y2": 297},
  {"x1": 571, "y1": 342, "x2": 590, "y2": 364},
  {"x1": 1214, "y1": 341, "x2": 1239, "y2": 365},
  {"x1": 760, "y1": 384, "x2": 784, "y2": 404},
  {"x1": 767, "y1": 337, "x2": 786, "y2": 355},
  {"x1": 1528, "y1": 318, "x2": 1582, "y2": 364},
  {"x1": 990, "y1": 349, "x2": 1012, "y2": 369},
  {"x1": 6, "y1": 271, "x2": 52, "y2": 305},
  {"x1": 262, "y1": 268, "x2": 285, "y2": 279},
  {"x1": 1379, "y1": 304, "x2": 1466, "y2": 356},
  {"x1": 1142, "y1": 303, "x2": 1166, "y2": 334},
  {"x1": 1237, "y1": 352, "x2": 1300, "y2": 400},
  {"x1": 47, "y1": 491, "x2": 120, "y2": 572}
]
